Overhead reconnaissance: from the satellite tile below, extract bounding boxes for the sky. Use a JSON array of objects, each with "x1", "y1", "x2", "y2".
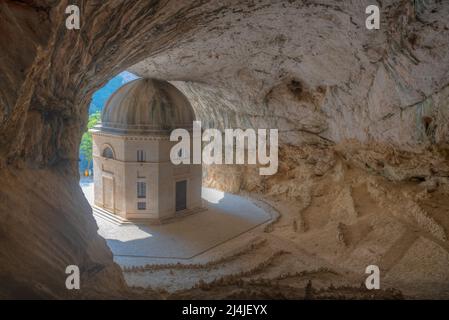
[{"x1": 89, "y1": 71, "x2": 139, "y2": 114}]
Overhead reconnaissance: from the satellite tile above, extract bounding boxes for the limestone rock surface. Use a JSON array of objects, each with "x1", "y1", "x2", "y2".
[{"x1": 0, "y1": 0, "x2": 448, "y2": 298}]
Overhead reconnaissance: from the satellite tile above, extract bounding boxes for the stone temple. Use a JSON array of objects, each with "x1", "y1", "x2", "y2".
[{"x1": 91, "y1": 78, "x2": 202, "y2": 223}]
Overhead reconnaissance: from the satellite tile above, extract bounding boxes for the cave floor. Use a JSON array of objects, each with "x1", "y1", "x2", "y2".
[
  {"x1": 80, "y1": 181, "x2": 273, "y2": 265},
  {"x1": 80, "y1": 164, "x2": 449, "y2": 298}
]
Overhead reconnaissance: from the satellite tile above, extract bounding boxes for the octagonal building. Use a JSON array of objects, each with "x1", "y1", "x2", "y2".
[{"x1": 91, "y1": 78, "x2": 202, "y2": 223}]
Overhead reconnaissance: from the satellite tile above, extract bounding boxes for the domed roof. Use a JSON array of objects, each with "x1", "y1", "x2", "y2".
[{"x1": 99, "y1": 78, "x2": 195, "y2": 134}]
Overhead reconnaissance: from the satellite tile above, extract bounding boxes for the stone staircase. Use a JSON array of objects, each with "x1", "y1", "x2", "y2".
[{"x1": 92, "y1": 206, "x2": 132, "y2": 225}]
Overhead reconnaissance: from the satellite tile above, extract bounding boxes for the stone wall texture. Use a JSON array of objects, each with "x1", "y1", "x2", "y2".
[{"x1": 0, "y1": 0, "x2": 448, "y2": 298}]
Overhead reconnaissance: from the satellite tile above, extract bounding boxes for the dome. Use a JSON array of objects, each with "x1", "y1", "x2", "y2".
[{"x1": 99, "y1": 78, "x2": 195, "y2": 134}]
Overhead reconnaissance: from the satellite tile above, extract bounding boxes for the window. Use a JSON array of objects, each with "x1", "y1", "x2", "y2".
[
  {"x1": 102, "y1": 146, "x2": 114, "y2": 159},
  {"x1": 137, "y1": 202, "x2": 146, "y2": 210},
  {"x1": 137, "y1": 150, "x2": 146, "y2": 162},
  {"x1": 137, "y1": 181, "x2": 146, "y2": 198}
]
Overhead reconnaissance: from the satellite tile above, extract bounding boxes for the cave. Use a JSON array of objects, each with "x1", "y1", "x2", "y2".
[{"x1": 1, "y1": 0, "x2": 449, "y2": 299}]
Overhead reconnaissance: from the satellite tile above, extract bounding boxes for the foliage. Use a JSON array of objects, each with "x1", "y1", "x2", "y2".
[
  {"x1": 79, "y1": 111, "x2": 101, "y2": 171},
  {"x1": 78, "y1": 71, "x2": 138, "y2": 172}
]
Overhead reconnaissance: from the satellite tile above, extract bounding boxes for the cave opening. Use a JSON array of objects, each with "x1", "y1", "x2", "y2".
[{"x1": 77, "y1": 70, "x2": 274, "y2": 293}]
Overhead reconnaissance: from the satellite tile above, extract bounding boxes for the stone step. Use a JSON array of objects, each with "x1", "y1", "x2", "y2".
[{"x1": 92, "y1": 206, "x2": 132, "y2": 225}]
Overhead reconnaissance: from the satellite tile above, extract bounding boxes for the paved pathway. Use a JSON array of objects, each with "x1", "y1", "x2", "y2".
[{"x1": 80, "y1": 179, "x2": 271, "y2": 261}]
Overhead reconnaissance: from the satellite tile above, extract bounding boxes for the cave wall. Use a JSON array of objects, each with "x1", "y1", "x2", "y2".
[
  {"x1": 0, "y1": 0, "x2": 212, "y2": 298},
  {"x1": 0, "y1": 0, "x2": 448, "y2": 298}
]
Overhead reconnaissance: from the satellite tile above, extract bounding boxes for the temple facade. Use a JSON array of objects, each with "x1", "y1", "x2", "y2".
[{"x1": 91, "y1": 78, "x2": 202, "y2": 223}]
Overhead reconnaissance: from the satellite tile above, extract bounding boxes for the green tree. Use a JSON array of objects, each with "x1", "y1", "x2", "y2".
[{"x1": 79, "y1": 111, "x2": 101, "y2": 173}]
